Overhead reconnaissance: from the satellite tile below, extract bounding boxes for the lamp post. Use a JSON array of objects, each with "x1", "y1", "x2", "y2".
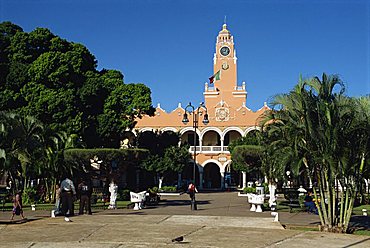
[{"x1": 182, "y1": 102, "x2": 209, "y2": 186}]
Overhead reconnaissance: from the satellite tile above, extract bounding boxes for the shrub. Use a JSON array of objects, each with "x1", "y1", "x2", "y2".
[
  {"x1": 117, "y1": 189, "x2": 130, "y2": 201},
  {"x1": 243, "y1": 187, "x2": 256, "y2": 194},
  {"x1": 262, "y1": 183, "x2": 270, "y2": 194},
  {"x1": 298, "y1": 195, "x2": 306, "y2": 208},
  {"x1": 148, "y1": 187, "x2": 159, "y2": 193},
  {"x1": 160, "y1": 186, "x2": 177, "y2": 192},
  {"x1": 22, "y1": 187, "x2": 37, "y2": 205}
]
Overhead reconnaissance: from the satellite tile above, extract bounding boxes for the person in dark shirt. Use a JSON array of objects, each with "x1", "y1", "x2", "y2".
[
  {"x1": 78, "y1": 179, "x2": 92, "y2": 215},
  {"x1": 304, "y1": 191, "x2": 317, "y2": 214},
  {"x1": 11, "y1": 191, "x2": 25, "y2": 220}
]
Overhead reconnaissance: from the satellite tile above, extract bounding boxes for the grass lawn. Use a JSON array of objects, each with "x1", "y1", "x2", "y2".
[
  {"x1": 1, "y1": 200, "x2": 131, "y2": 211},
  {"x1": 352, "y1": 204, "x2": 370, "y2": 215},
  {"x1": 353, "y1": 229, "x2": 370, "y2": 236}
]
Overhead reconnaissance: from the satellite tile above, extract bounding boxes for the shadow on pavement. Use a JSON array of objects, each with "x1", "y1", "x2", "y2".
[
  {"x1": 350, "y1": 216, "x2": 370, "y2": 230},
  {"x1": 0, "y1": 217, "x2": 41, "y2": 225},
  {"x1": 145, "y1": 199, "x2": 211, "y2": 208}
]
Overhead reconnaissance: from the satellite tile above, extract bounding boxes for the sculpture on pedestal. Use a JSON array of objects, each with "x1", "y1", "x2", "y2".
[{"x1": 108, "y1": 180, "x2": 118, "y2": 209}]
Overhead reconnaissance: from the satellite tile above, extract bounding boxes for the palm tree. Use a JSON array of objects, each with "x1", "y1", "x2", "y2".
[
  {"x1": 0, "y1": 112, "x2": 44, "y2": 191},
  {"x1": 261, "y1": 74, "x2": 369, "y2": 233},
  {"x1": 42, "y1": 131, "x2": 80, "y2": 202}
]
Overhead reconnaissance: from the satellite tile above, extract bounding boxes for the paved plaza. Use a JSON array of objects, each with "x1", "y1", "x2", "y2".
[{"x1": 0, "y1": 192, "x2": 369, "y2": 247}]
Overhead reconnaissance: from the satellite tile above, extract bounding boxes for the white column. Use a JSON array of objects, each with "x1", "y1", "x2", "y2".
[
  {"x1": 220, "y1": 171, "x2": 225, "y2": 190},
  {"x1": 242, "y1": 171, "x2": 247, "y2": 189},
  {"x1": 220, "y1": 138, "x2": 224, "y2": 153}
]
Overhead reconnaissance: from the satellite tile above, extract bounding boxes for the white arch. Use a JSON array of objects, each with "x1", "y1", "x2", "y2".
[
  {"x1": 200, "y1": 127, "x2": 222, "y2": 139},
  {"x1": 221, "y1": 160, "x2": 233, "y2": 173},
  {"x1": 137, "y1": 127, "x2": 158, "y2": 133},
  {"x1": 179, "y1": 127, "x2": 201, "y2": 136},
  {"x1": 222, "y1": 127, "x2": 244, "y2": 140},
  {"x1": 244, "y1": 126, "x2": 261, "y2": 136},
  {"x1": 201, "y1": 159, "x2": 223, "y2": 170},
  {"x1": 160, "y1": 127, "x2": 179, "y2": 133}
]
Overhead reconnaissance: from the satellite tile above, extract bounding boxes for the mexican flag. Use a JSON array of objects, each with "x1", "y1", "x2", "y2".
[{"x1": 209, "y1": 70, "x2": 221, "y2": 84}]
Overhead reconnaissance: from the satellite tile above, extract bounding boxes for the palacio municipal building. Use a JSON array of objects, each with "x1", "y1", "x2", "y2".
[{"x1": 134, "y1": 24, "x2": 268, "y2": 190}]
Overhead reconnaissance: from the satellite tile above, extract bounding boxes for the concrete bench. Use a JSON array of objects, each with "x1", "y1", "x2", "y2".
[
  {"x1": 130, "y1": 191, "x2": 146, "y2": 210},
  {"x1": 247, "y1": 193, "x2": 265, "y2": 213}
]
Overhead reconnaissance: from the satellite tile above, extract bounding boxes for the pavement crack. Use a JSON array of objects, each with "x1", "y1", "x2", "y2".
[
  {"x1": 156, "y1": 215, "x2": 172, "y2": 224},
  {"x1": 262, "y1": 231, "x2": 304, "y2": 247},
  {"x1": 78, "y1": 224, "x2": 107, "y2": 242},
  {"x1": 183, "y1": 225, "x2": 206, "y2": 238}
]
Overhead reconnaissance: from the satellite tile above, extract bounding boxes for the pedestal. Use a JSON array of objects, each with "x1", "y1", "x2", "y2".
[
  {"x1": 250, "y1": 204, "x2": 256, "y2": 212},
  {"x1": 255, "y1": 204, "x2": 263, "y2": 213},
  {"x1": 133, "y1": 203, "x2": 140, "y2": 210}
]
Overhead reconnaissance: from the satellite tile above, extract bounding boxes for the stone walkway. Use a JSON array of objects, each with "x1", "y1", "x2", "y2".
[{"x1": 0, "y1": 192, "x2": 369, "y2": 247}]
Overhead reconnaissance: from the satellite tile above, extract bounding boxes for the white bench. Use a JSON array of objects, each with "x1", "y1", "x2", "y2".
[
  {"x1": 130, "y1": 191, "x2": 146, "y2": 210},
  {"x1": 247, "y1": 193, "x2": 265, "y2": 213}
]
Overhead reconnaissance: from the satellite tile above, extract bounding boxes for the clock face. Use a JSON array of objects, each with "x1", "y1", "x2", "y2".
[{"x1": 220, "y1": 46, "x2": 230, "y2": 56}]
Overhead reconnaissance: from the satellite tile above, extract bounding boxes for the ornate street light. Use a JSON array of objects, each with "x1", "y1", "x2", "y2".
[{"x1": 182, "y1": 102, "x2": 209, "y2": 185}]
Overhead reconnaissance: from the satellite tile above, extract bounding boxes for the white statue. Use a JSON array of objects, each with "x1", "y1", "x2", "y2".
[
  {"x1": 120, "y1": 138, "x2": 130, "y2": 149},
  {"x1": 90, "y1": 156, "x2": 102, "y2": 170},
  {"x1": 108, "y1": 180, "x2": 118, "y2": 209}
]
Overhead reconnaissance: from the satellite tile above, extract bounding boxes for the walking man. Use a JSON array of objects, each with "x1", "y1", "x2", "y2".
[
  {"x1": 188, "y1": 182, "x2": 198, "y2": 210},
  {"x1": 60, "y1": 174, "x2": 76, "y2": 221}
]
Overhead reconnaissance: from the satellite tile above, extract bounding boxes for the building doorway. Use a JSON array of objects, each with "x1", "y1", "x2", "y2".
[{"x1": 203, "y1": 163, "x2": 221, "y2": 189}]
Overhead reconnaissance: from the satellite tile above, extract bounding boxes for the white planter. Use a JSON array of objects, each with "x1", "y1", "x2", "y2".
[
  {"x1": 247, "y1": 194, "x2": 265, "y2": 213},
  {"x1": 31, "y1": 204, "x2": 36, "y2": 211}
]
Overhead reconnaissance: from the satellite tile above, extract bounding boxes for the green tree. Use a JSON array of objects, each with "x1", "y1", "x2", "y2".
[
  {"x1": 0, "y1": 112, "x2": 44, "y2": 191},
  {"x1": 0, "y1": 21, "x2": 154, "y2": 148},
  {"x1": 261, "y1": 74, "x2": 370, "y2": 233},
  {"x1": 141, "y1": 145, "x2": 190, "y2": 189},
  {"x1": 228, "y1": 132, "x2": 262, "y2": 173}
]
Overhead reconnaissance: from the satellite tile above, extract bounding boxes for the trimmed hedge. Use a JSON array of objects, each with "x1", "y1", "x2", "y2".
[{"x1": 64, "y1": 148, "x2": 149, "y2": 172}]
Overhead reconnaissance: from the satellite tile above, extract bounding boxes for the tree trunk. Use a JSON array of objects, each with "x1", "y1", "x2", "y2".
[
  {"x1": 343, "y1": 190, "x2": 355, "y2": 233},
  {"x1": 313, "y1": 186, "x2": 325, "y2": 226},
  {"x1": 178, "y1": 173, "x2": 182, "y2": 188},
  {"x1": 268, "y1": 181, "x2": 277, "y2": 207},
  {"x1": 339, "y1": 181, "x2": 344, "y2": 228}
]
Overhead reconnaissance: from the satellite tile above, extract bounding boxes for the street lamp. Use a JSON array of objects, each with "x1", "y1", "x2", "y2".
[{"x1": 182, "y1": 102, "x2": 209, "y2": 186}]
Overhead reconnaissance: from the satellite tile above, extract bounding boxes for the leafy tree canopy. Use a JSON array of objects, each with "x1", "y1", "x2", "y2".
[
  {"x1": 228, "y1": 131, "x2": 262, "y2": 172},
  {"x1": 0, "y1": 21, "x2": 154, "y2": 148}
]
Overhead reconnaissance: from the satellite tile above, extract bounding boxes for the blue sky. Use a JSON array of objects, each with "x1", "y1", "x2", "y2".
[{"x1": 1, "y1": 0, "x2": 369, "y2": 111}]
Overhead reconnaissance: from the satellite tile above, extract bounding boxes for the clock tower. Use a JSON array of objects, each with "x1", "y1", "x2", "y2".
[
  {"x1": 134, "y1": 23, "x2": 268, "y2": 190},
  {"x1": 204, "y1": 24, "x2": 247, "y2": 122}
]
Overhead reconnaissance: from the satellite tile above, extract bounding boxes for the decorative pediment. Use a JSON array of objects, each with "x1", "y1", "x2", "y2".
[{"x1": 215, "y1": 107, "x2": 230, "y2": 122}]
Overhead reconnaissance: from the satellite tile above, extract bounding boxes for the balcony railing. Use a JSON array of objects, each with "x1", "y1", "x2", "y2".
[{"x1": 189, "y1": 146, "x2": 229, "y2": 153}]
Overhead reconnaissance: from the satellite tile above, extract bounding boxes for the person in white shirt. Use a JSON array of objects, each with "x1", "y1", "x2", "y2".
[{"x1": 60, "y1": 175, "x2": 76, "y2": 221}]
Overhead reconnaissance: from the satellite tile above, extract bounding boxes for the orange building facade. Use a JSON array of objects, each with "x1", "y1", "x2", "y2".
[{"x1": 133, "y1": 24, "x2": 268, "y2": 189}]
